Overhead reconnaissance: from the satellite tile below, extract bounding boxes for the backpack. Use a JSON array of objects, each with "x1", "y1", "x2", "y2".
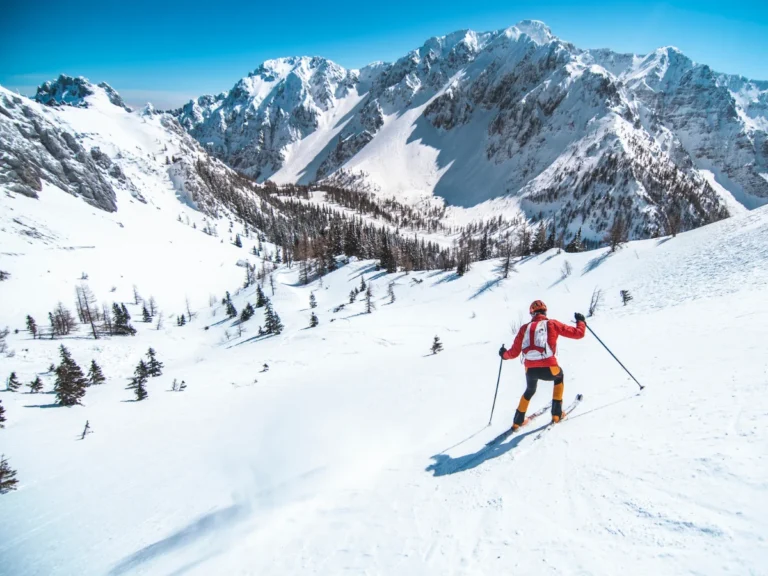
[{"x1": 521, "y1": 319, "x2": 553, "y2": 361}]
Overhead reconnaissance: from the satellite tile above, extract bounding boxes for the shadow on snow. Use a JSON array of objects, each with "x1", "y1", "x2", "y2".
[{"x1": 425, "y1": 425, "x2": 544, "y2": 477}]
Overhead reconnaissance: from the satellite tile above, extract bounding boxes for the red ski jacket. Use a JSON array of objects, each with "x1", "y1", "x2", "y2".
[{"x1": 502, "y1": 314, "x2": 586, "y2": 368}]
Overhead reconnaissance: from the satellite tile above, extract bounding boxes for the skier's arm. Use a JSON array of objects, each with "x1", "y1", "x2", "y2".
[
  {"x1": 552, "y1": 319, "x2": 586, "y2": 340},
  {"x1": 502, "y1": 325, "x2": 526, "y2": 360}
]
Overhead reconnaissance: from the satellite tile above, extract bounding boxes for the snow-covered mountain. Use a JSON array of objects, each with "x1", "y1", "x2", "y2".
[
  {"x1": 1, "y1": 77, "x2": 265, "y2": 223},
  {"x1": 172, "y1": 20, "x2": 768, "y2": 239},
  {"x1": 34, "y1": 74, "x2": 133, "y2": 112},
  {"x1": 3, "y1": 26, "x2": 768, "y2": 576}
]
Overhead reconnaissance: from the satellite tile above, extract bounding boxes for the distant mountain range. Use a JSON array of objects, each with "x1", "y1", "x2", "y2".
[{"x1": 3, "y1": 20, "x2": 767, "y2": 241}]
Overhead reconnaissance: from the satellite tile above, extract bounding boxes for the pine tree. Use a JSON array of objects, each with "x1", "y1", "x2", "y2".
[
  {"x1": 518, "y1": 228, "x2": 532, "y2": 256},
  {"x1": 54, "y1": 345, "x2": 87, "y2": 406},
  {"x1": 263, "y1": 299, "x2": 284, "y2": 335},
  {"x1": 365, "y1": 285, "x2": 374, "y2": 314},
  {"x1": 431, "y1": 336, "x2": 443, "y2": 355},
  {"x1": 142, "y1": 305, "x2": 151, "y2": 323},
  {"x1": 86, "y1": 360, "x2": 105, "y2": 386},
  {"x1": 6, "y1": 372, "x2": 21, "y2": 392},
  {"x1": 565, "y1": 227, "x2": 585, "y2": 253},
  {"x1": 0, "y1": 399, "x2": 6, "y2": 427},
  {"x1": 620, "y1": 290, "x2": 633, "y2": 306},
  {"x1": 360, "y1": 276, "x2": 366, "y2": 292},
  {"x1": 135, "y1": 376, "x2": 148, "y2": 401},
  {"x1": 349, "y1": 290, "x2": 357, "y2": 304},
  {"x1": 234, "y1": 234, "x2": 242, "y2": 248},
  {"x1": 26, "y1": 315, "x2": 37, "y2": 339},
  {"x1": 0, "y1": 455, "x2": 19, "y2": 494},
  {"x1": 178, "y1": 314, "x2": 186, "y2": 326},
  {"x1": 112, "y1": 303, "x2": 136, "y2": 335},
  {"x1": 388, "y1": 282, "x2": 395, "y2": 304},
  {"x1": 479, "y1": 231, "x2": 490, "y2": 261},
  {"x1": 501, "y1": 243, "x2": 513, "y2": 279},
  {"x1": 28, "y1": 376, "x2": 44, "y2": 393},
  {"x1": 309, "y1": 312, "x2": 319, "y2": 328},
  {"x1": 255, "y1": 285, "x2": 266, "y2": 308},
  {"x1": 223, "y1": 291, "x2": 237, "y2": 318},
  {"x1": 546, "y1": 219, "x2": 556, "y2": 251},
  {"x1": 146, "y1": 348, "x2": 163, "y2": 377},
  {"x1": 456, "y1": 250, "x2": 470, "y2": 276},
  {"x1": 129, "y1": 360, "x2": 149, "y2": 392},
  {"x1": 532, "y1": 222, "x2": 547, "y2": 254},
  {"x1": 309, "y1": 292, "x2": 317, "y2": 309},
  {"x1": 240, "y1": 303, "x2": 255, "y2": 322}
]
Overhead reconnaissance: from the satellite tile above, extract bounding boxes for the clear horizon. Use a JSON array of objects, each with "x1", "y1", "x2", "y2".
[{"x1": 2, "y1": 0, "x2": 767, "y2": 109}]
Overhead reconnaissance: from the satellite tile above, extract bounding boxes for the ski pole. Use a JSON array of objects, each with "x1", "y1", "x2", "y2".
[
  {"x1": 585, "y1": 323, "x2": 645, "y2": 390},
  {"x1": 488, "y1": 355, "x2": 504, "y2": 425}
]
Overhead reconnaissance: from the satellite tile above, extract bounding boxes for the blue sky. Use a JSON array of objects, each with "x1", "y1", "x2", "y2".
[{"x1": 2, "y1": 0, "x2": 767, "y2": 109}]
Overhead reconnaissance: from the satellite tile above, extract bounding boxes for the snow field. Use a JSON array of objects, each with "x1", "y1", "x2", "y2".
[{"x1": 1, "y1": 197, "x2": 767, "y2": 574}]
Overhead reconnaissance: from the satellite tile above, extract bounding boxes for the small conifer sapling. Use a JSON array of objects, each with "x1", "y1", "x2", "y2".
[
  {"x1": 28, "y1": 376, "x2": 44, "y2": 393},
  {"x1": 146, "y1": 348, "x2": 163, "y2": 377},
  {"x1": 6, "y1": 372, "x2": 21, "y2": 392},
  {"x1": 87, "y1": 360, "x2": 106, "y2": 386},
  {"x1": 0, "y1": 455, "x2": 19, "y2": 494}
]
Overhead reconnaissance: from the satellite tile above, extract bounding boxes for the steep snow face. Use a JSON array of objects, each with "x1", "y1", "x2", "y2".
[
  {"x1": 171, "y1": 57, "x2": 359, "y2": 178},
  {"x1": 607, "y1": 48, "x2": 768, "y2": 209},
  {"x1": 173, "y1": 21, "x2": 767, "y2": 240},
  {"x1": 1, "y1": 80, "x2": 271, "y2": 233},
  {"x1": 0, "y1": 87, "x2": 119, "y2": 211}
]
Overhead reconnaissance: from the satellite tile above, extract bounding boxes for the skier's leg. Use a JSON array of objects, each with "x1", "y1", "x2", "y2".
[
  {"x1": 551, "y1": 366, "x2": 565, "y2": 420},
  {"x1": 513, "y1": 369, "x2": 539, "y2": 427}
]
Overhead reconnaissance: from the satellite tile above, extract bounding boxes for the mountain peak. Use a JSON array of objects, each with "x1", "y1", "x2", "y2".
[
  {"x1": 35, "y1": 75, "x2": 94, "y2": 108},
  {"x1": 34, "y1": 75, "x2": 131, "y2": 111},
  {"x1": 511, "y1": 19, "x2": 555, "y2": 45}
]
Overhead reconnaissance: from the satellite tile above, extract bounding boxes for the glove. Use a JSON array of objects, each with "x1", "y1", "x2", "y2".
[
  {"x1": 499, "y1": 346, "x2": 507, "y2": 358},
  {"x1": 574, "y1": 312, "x2": 586, "y2": 323}
]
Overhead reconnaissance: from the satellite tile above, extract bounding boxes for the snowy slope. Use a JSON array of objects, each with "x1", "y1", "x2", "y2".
[
  {"x1": 0, "y1": 80, "x2": 271, "y2": 326},
  {"x1": 172, "y1": 21, "x2": 768, "y2": 241},
  {"x1": 1, "y1": 197, "x2": 767, "y2": 575}
]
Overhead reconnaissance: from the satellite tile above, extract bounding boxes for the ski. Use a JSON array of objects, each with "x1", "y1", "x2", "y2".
[
  {"x1": 533, "y1": 393, "x2": 584, "y2": 441},
  {"x1": 485, "y1": 402, "x2": 552, "y2": 447}
]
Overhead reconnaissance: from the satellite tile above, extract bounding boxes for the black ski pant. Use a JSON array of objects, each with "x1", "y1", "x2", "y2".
[{"x1": 513, "y1": 366, "x2": 564, "y2": 425}]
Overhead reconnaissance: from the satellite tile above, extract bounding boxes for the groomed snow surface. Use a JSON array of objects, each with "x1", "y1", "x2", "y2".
[{"x1": 1, "y1": 193, "x2": 768, "y2": 574}]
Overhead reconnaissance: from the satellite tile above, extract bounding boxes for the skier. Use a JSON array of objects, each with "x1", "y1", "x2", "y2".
[{"x1": 499, "y1": 300, "x2": 586, "y2": 430}]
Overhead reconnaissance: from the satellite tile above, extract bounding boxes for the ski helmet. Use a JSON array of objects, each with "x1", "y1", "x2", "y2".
[{"x1": 529, "y1": 300, "x2": 547, "y2": 315}]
